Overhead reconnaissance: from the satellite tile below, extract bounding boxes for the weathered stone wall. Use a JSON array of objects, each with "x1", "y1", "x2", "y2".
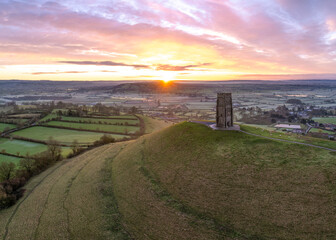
[{"x1": 216, "y1": 93, "x2": 233, "y2": 128}]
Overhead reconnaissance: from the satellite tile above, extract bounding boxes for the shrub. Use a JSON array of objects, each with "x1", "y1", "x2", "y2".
[
  {"x1": 93, "y1": 134, "x2": 115, "y2": 147},
  {"x1": 19, "y1": 155, "x2": 35, "y2": 176},
  {"x1": 67, "y1": 140, "x2": 85, "y2": 158},
  {"x1": 0, "y1": 177, "x2": 26, "y2": 210},
  {"x1": 46, "y1": 137, "x2": 62, "y2": 162},
  {"x1": 0, "y1": 162, "x2": 16, "y2": 182}
]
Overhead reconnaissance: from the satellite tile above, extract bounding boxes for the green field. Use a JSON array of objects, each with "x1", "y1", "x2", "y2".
[
  {"x1": 11, "y1": 126, "x2": 127, "y2": 144},
  {"x1": 8, "y1": 113, "x2": 40, "y2": 119},
  {"x1": 0, "y1": 123, "x2": 16, "y2": 132},
  {"x1": 7, "y1": 119, "x2": 28, "y2": 124},
  {"x1": 41, "y1": 114, "x2": 139, "y2": 124},
  {"x1": 0, "y1": 138, "x2": 48, "y2": 156},
  {"x1": 61, "y1": 116, "x2": 139, "y2": 125},
  {"x1": 310, "y1": 127, "x2": 335, "y2": 134},
  {"x1": 241, "y1": 124, "x2": 336, "y2": 149},
  {"x1": 49, "y1": 110, "x2": 137, "y2": 120},
  {"x1": 18, "y1": 105, "x2": 37, "y2": 110},
  {"x1": 0, "y1": 154, "x2": 22, "y2": 164},
  {"x1": 91, "y1": 115, "x2": 138, "y2": 120},
  {"x1": 0, "y1": 138, "x2": 71, "y2": 158},
  {"x1": 313, "y1": 117, "x2": 336, "y2": 124},
  {"x1": 40, "y1": 113, "x2": 57, "y2": 122},
  {"x1": 45, "y1": 121, "x2": 139, "y2": 134},
  {"x1": 0, "y1": 106, "x2": 13, "y2": 113}
]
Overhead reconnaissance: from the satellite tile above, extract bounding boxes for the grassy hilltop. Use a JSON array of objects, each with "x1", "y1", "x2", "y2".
[
  {"x1": 112, "y1": 122, "x2": 336, "y2": 239},
  {"x1": 0, "y1": 120, "x2": 335, "y2": 239}
]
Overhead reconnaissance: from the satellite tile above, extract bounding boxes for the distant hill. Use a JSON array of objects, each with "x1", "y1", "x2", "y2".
[
  {"x1": 1, "y1": 79, "x2": 336, "y2": 95},
  {"x1": 108, "y1": 80, "x2": 336, "y2": 94},
  {"x1": 110, "y1": 81, "x2": 175, "y2": 93},
  {"x1": 0, "y1": 120, "x2": 335, "y2": 239},
  {"x1": 286, "y1": 98, "x2": 303, "y2": 104}
]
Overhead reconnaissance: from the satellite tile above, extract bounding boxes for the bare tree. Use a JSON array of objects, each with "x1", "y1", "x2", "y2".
[
  {"x1": 71, "y1": 140, "x2": 80, "y2": 155},
  {"x1": 46, "y1": 137, "x2": 62, "y2": 162},
  {"x1": 19, "y1": 154, "x2": 34, "y2": 175}
]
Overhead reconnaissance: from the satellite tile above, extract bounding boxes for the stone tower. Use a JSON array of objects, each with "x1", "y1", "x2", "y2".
[{"x1": 216, "y1": 93, "x2": 233, "y2": 128}]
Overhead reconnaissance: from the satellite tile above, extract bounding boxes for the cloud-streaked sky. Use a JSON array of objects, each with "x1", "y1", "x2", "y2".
[{"x1": 1, "y1": 0, "x2": 336, "y2": 81}]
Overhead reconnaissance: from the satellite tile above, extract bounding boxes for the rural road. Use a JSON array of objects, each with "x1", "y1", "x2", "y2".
[{"x1": 191, "y1": 121, "x2": 336, "y2": 153}]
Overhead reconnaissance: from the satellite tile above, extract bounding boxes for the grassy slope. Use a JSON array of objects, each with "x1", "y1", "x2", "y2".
[
  {"x1": 46, "y1": 121, "x2": 139, "y2": 134},
  {"x1": 141, "y1": 115, "x2": 173, "y2": 134},
  {"x1": 112, "y1": 122, "x2": 336, "y2": 239},
  {"x1": 1, "y1": 119, "x2": 335, "y2": 239},
  {"x1": 241, "y1": 124, "x2": 336, "y2": 149},
  {"x1": 0, "y1": 143, "x2": 130, "y2": 240}
]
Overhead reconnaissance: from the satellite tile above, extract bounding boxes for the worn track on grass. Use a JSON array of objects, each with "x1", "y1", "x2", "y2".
[
  {"x1": 0, "y1": 142, "x2": 129, "y2": 240},
  {"x1": 111, "y1": 122, "x2": 336, "y2": 240}
]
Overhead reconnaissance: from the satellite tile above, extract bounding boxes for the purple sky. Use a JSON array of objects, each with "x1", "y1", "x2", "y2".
[{"x1": 1, "y1": 0, "x2": 336, "y2": 80}]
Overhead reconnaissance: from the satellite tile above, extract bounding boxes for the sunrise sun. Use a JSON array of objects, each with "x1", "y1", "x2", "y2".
[{"x1": 160, "y1": 72, "x2": 176, "y2": 83}]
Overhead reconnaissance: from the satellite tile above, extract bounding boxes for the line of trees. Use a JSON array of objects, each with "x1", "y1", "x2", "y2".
[
  {"x1": 1, "y1": 115, "x2": 145, "y2": 210},
  {"x1": 0, "y1": 133, "x2": 120, "y2": 210},
  {"x1": 41, "y1": 118, "x2": 139, "y2": 127},
  {"x1": 0, "y1": 138, "x2": 62, "y2": 209}
]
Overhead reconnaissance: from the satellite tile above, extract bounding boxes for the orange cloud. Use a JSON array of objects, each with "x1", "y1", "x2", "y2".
[
  {"x1": 0, "y1": 0, "x2": 336, "y2": 80},
  {"x1": 155, "y1": 63, "x2": 211, "y2": 71}
]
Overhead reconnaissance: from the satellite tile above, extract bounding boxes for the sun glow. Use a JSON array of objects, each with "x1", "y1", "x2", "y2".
[
  {"x1": 160, "y1": 71, "x2": 176, "y2": 83},
  {"x1": 163, "y1": 78, "x2": 171, "y2": 83}
]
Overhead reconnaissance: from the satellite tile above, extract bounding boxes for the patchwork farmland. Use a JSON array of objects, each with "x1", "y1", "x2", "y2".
[
  {"x1": 0, "y1": 123, "x2": 16, "y2": 132},
  {"x1": 45, "y1": 121, "x2": 139, "y2": 134},
  {"x1": 0, "y1": 111, "x2": 141, "y2": 165}
]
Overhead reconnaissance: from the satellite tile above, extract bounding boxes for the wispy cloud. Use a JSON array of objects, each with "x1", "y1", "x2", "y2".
[
  {"x1": 31, "y1": 71, "x2": 88, "y2": 75},
  {"x1": 155, "y1": 63, "x2": 212, "y2": 71},
  {"x1": 59, "y1": 61, "x2": 150, "y2": 69},
  {"x1": 1, "y1": 0, "x2": 336, "y2": 80}
]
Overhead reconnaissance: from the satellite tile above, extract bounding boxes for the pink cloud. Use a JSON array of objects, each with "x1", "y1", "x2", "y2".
[{"x1": 0, "y1": 0, "x2": 336, "y2": 79}]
